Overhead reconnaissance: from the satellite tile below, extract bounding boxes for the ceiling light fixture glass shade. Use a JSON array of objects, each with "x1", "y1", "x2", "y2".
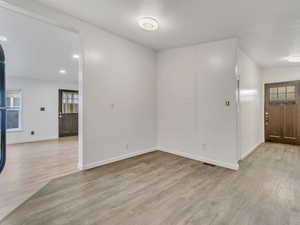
[
  {"x1": 138, "y1": 17, "x2": 159, "y2": 31},
  {"x1": 73, "y1": 54, "x2": 80, "y2": 59},
  {"x1": 0, "y1": 36, "x2": 7, "y2": 42},
  {"x1": 59, "y1": 69, "x2": 67, "y2": 74},
  {"x1": 287, "y1": 56, "x2": 300, "y2": 63}
]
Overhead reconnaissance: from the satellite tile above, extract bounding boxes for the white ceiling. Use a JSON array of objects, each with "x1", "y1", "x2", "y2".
[
  {"x1": 0, "y1": 6, "x2": 79, "y2": 82},
  {"x1": 36, "y1": 0, "x2": 300, "y2": 68}
]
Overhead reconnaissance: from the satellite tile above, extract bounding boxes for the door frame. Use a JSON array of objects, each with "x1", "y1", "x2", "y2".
[{"x1": 264, "y1": 80, "x2": 300, "y2": 145}]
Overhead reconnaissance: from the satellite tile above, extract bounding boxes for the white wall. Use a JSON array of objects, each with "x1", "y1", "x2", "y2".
[
  {"x1": 262, "y1": 66, "x2": 300, "y2": 83},
  {"x1": 3, "y1": 0, "x2": 158, "y2": 169},
  {"x1": 6, "y1": 77, "x2": 78, "y2": 144},
  {"x1": 237, "y1": 49, "x2": 263, "y2": 160},
  {"x1": 4, "y1": 1, "x2": 266, "y2": 171},
  {"x1": 157, "y1": 39, "x2": 239, "y2": 170}
]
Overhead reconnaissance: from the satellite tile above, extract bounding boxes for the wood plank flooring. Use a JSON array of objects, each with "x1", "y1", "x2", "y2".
[
  {"x1": 0, "y1": 137, "x2": 78, "y2": 221},
  {"x1": 1, "y1": 142, "x2": 300, "y2": 225}
]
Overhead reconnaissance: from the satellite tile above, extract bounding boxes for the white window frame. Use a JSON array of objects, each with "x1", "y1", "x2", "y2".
[{"x1": 6, "y1": 89, "x2": 23, "y2": 132}]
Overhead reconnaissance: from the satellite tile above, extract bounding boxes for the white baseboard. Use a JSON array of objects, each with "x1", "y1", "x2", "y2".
[
  {"x1": 241, "y1": 142, "x2": 262, "y2": 160},
  {"x1": 157, "y1": 146, "x2": 239, "y2": 171},
  {"x1": 79, "y1": 147, "x2": 156, "y2": 170},
  {"x1": 7, "y1": 136, "x2": 58, "y2": 145},
  {"x1": 79, "y1": 146, "x2": 240, "y2": 171}
]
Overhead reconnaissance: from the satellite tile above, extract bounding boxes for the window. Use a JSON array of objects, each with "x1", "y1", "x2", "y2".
[
  {"x1": 278, "y1": 87, "x2": 286, "y2": 101},
  {"x1": 269, "y1": 85, "x2": 296, "y2": 103},
  {"x1": 62, "y1": 91, "x2": 78, "y2": 114},
  {"x1": 6, "y1": 90, "x2": 22, "y2": 131},
  {"x1": 270, "y1": 87, "x2": 278, "y2": 102},
  {"x1": 286, "y1": 86, "x2": 296, "y2": 101}
]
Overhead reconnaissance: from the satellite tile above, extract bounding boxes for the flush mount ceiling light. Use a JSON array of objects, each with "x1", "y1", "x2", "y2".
[
  {"x1": 138, "y1": 17, "x2": 159, "y2": 31},
  {"x1": 73, "y1": 54, "x2": 80, "y2": 59},
  {"x1": 287, "y1": 56, "x2": 300, "y2": 63},
  {"x1": 0, "y1": 36, "x2": 7, "y2": 42},
  {"x1": 59, "y1": 69, "x2": 67, "y2": 74}
]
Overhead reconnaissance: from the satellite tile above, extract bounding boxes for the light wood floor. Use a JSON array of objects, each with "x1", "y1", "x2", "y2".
[
  {"x1": 1, "y1": 142, "x2": 300, "y2": 225},
  {"x1": 0, "y1": 137, "x2": 78, "y2": 221}
]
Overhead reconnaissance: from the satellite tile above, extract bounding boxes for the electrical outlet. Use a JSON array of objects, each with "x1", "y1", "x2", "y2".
[
  {"x1": 202, "y1": 144, "x2": 207, "y2": 151},
  {"x1": 126, "y1": 144, "x2": 129, "y2": 150}
]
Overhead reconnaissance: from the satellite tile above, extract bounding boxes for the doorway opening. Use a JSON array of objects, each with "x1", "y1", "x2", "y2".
[{"x1": 0, "y1": 5, "x2": 82, "y2": 220}]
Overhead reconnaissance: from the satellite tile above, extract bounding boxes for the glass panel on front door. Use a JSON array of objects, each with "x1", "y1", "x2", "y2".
[
  {"x1": 269, "y1": 85, "x2": 296, "y2": 103},
  {"x1": 270, "y1": 87, "x2": 278, "y2": 102},
  {"x1": 278, "y1": 87, "x2": 286, "y2": 101},
  {"x1": 286, "y1": 86, "x2": 296, "y2": 102},
  {"x1": 62, "y1": 91, "x2": 78, "y2": 114}
]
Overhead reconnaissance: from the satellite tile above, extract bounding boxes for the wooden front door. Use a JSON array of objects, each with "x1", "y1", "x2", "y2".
[
  {"x1": 265, "y1": 81, "x2": 299, "y2": 144},
  {"x1": 58, "y1": 89, "x2": 79, "y2": 137}
]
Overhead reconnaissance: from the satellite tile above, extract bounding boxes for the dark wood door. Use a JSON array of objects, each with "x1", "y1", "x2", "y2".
[
  {"x1": 265, "y1": 81, "x2": 298, "y2": 144},
  {"x1": 59, "y1": 89, "x2": 78, "y2": 137}
]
